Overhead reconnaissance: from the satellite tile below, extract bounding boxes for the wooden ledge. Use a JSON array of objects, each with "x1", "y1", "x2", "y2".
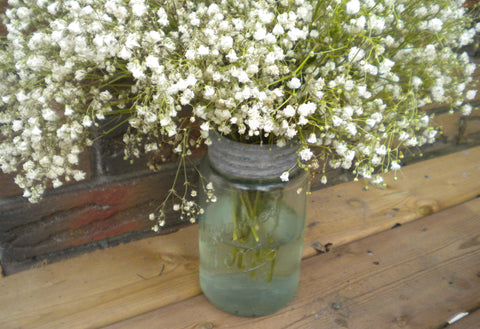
[
  {"x1": 1, "y1": 146, "x2": 480, "y2": 329},
  {"x1": 106, "y1": 198, "x2": 480, "y2": 329}
]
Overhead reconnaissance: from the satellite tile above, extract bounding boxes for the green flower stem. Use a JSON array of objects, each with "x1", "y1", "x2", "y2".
[
  {"x1": 268, "y1": 253, "x2": 276, "y2": 283},
  {"x1": 294, "y1": 45, "x2": 318, "y2": 76},
  {"x1": 238, "y1": 191, "x2": 260, "y2": 242},
  {"x1": 228, "y1": 188, "x2": 279, "y2": 281}
]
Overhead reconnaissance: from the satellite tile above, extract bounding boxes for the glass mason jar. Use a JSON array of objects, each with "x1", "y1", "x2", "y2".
[{"x1": 198, "y1": 132, "x2": 308, "y2": 317}]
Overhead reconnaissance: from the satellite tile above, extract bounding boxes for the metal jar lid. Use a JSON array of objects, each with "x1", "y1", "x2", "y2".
[{"x1": 207, "y1": 131, "x2": 299, "y2": 181}]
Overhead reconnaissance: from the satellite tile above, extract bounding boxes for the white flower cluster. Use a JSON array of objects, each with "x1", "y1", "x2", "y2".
[{"x1": 0, "y1": 0, "x2": 478, "y2": 207}]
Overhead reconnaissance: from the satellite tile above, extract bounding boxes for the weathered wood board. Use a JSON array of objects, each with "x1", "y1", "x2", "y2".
[
  {"x1": 0, "y1": 146, "x2": 479, "y2": 329},
  {"x1": 303, "y1": 146, "x2": 480, "y2": 255},
  {"x1": 104, "y1": 198, "x2": 480, "y2": 329}
]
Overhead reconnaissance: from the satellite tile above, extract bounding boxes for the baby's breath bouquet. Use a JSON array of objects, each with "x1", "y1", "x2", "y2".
[{"x1": 0, "y1": 0, "x2": 478, "y2": 226}]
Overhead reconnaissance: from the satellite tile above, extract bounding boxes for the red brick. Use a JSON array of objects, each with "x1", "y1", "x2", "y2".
[
  {"x1": 0, "y1": 166, "x2": 194, "y2": 266},
  {"x1": 0, "y1": 150, "x2": 94, "y2": 198}
]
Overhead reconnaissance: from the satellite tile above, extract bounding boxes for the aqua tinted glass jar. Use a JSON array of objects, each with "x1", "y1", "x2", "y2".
[{"x1": 198, "y1": 132, "x2": 308, "y2": 317}]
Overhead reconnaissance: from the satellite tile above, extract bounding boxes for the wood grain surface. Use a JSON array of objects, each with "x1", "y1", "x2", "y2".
[{"x1": 0, "y1": 146, "x2": 479, "y2": 329}]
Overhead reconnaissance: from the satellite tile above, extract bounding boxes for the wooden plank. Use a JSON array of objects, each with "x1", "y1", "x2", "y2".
[
  {"x1": 303, "y1": 146, "x2": 480, "y2": 256},
  {"x1": 104, "y1": 198, "x2": 480, "y2": 329},
  {"x1": 448, "y1": 309, "x2": 480, "y2": 329},
  {"x1": 431, "y1": 110, "x2": 480, "y2": 145},
  {"x1": 0, "y1": 227, "x2": 200, "y2": 329},
  {"x1": 0, "y1": 146, "x2": 479, "y2": 329}
]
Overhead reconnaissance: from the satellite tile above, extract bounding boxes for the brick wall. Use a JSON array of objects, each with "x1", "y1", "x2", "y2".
[
  {"x1": 1, "y1": 99, "x2": 479, "y2": 277},
  {"x1": 0, "y1": 130, "x2": 199, "y2": 274},
  {"x1": 1, "y1": 3, "x2": 480, "y2": 275}
]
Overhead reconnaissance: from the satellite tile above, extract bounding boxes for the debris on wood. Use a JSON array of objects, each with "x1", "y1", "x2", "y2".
[{"x1": 310, "y1": 241, "x2": 333, "y2": 254}]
